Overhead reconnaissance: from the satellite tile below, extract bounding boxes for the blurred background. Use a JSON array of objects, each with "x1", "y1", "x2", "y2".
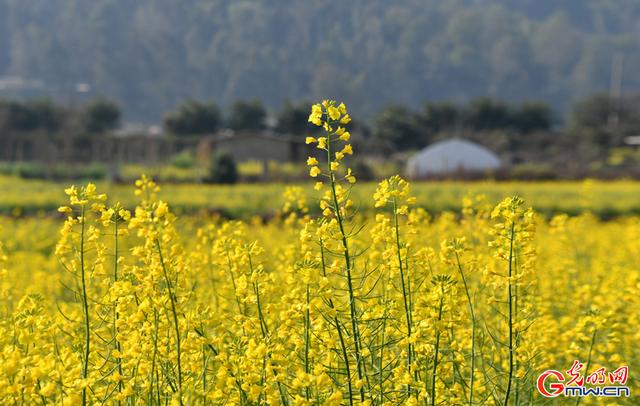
[{"x1": 1, "y1": 0, "x2": 640, "y2": 185}]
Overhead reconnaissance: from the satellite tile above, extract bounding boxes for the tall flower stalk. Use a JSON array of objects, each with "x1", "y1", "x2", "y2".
[
  {"x1": 429, "y1": 274, "x2": 454, "y2": 406},
  {"x1": 442, "y1": 237, "x2": 477, "y2": 406},
  {"x1": 79, "y1": 203, "x2": 89, "y2": 406},
  {"x1": 56, "y1": 184, "x2": 107, "y2": 405},
  {"x1": 98, "y1": 203, "x2": 131, "y2": 402},
  {"x1": 307, "y1": 100, "x2": 367, "y2": 401},
  {"x1": 373, "y1": 175, "x2": 416, "y2": 399},
  {"x1": 455, "y1": 250, "x2": 476, "y2": 406},
  {"x1": 489, "y1": 197, "x2": 535, "y2": 406}
]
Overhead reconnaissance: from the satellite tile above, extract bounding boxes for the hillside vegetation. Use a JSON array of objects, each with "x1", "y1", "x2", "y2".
[{"x1": 1, "y1": 0, "x2": 640, "y2": 120}]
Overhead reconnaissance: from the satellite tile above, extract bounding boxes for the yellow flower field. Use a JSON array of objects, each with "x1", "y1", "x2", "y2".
[
  {"x1": 1, "y1": 174, "x2": 640, "y2": 219},
  {"x1": 0, "y1": 101, "x2": 637, "y2": 405}
]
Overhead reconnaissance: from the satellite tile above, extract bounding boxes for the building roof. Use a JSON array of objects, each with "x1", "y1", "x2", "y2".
[{"x1": 407, "y1": 138, "x2": 501, "y2": 176}]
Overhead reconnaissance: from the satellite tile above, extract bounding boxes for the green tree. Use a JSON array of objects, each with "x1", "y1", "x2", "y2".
[
  {"x1": 81, "y1": 98, "x2": 121, "y2": 134},
  {"x1": 419, "y1": 102, "x2": 460, "y2": 135},
  {"x1": 164, "y1": 100, "x2": 221, "y2": 135},
  {"x1": 26, "y1": 99, "x2": 66, "y2": 133},
  {"x1": 373, "y1": 104, "x2": 423, "y2": 151},
  {"x1": 0, "y1": 100, "x2": 35, "y2": 134},
  {"x1": 569, "y1": 93, "x2": 640, "y2": 149},
  {"x1": 0, "y1": 99, "x2": 68, "y2": 135},
  {"x1": 512, "y1": 102, "x2": 552, "y2": 133},
  {"x1": 276, "y1": 101, "x2": 315, "y2": 136},
  {"x1": 228, "y1": 100, "x2": 266, "y2": 132},
  {"x1": 463, "y1": 98, "x2": 512, "y2": 131},
  {"x1": 569, "y1": 93, "x2": 611, "y2": 131}
]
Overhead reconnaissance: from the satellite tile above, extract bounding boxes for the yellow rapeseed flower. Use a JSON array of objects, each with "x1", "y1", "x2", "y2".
[{"x1": 309, "y1": 166, "x2": 321, "y2": 177}]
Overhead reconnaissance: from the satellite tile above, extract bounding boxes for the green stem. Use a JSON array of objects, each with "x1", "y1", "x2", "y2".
[
  {"x1": 250, "y1": 253, "x2": 289, "y2": 405},
  {"x1": 202, "y1": 341, "x2": 207, "y2": 405},
  {"x1": 379, "y1": 278, "x2": 389, "y2": 405},
  {"x1": 503, "y1": 221, "x2": 516, "y2": 406},
  {"x1": 156, "y1": 239, "x2": 183, "y2": 406},
  {"x1": 326, "y1": 129, "x2": 365, "y2": 401},
  {"x1": 80, "y1": 205, "x2": 90, "y2": 406},
  {"x1": 431, "y1": 284, "x2": 445, "y2": 406},
  {"x1": 455, "y1": 252, "x2": 476, "y2": 406},
  {"x1": 148, "y1": 309, "x2": 159, "y2": 404},
  {"x1": 393, "y1": 199, "x2": 413, "y2": 398},
  {"x1": 254, "y1": 281, "x2": 269, "y2": 337},
  {"x1": 113, "y1": 217, "x2": 124, "y2": 402},
  {"x1": 320, "y1": 239, "x2": 353, "y2": 406},
  {"x1": 226, "y1": 248, "x2": 245, "y2": 316},
  {"x1": 304, "y1": 283, "x2": 311, "y2": 401},
  {"x1": 575, "y1": 329, "x2": 597, "y2": 406}
]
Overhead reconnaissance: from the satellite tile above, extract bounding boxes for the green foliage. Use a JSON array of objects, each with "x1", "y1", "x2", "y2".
[
  {"x1": 511, "y1": 102, "x2": 552, "y2": 133},
  {"x1": 0, "y1": 98, "x2": 122, "y2": 137},
  {"x1": 463, "y1": 98, "x2": 513, "y2": 131},
  {"x1": 81, "y1": 98, "x2": 121, "y2": 134},
  {"x1": 374, "y1": 104, "x2": 423, "y2": 151},
  {"x1": 0, "y1": 100, "x2": 39, "y2": 133},
  {"x1": 374, "y1": 98, "x2": 554, "y2": 151},
  {"x1": 276, "y1": 101, "x2": 315, "y2": 136},
  {"x1": 569, "y1": 93, "x2": 612, "y2": 131},
  {"x1": 0, "y1": 162, "x2": 107, "y2": 180},
  {"x1": 164, "y1": 100, "x2": 221, "y2": 135},
  {"x1": 229, "y1": 100, "x2": 266, "y2": 131},
  {"x1": 3, "y1": 1, "x2": 640, "y2": 120},
  {"x1": 24, "y1": 99, "x2": 65, "y2": 133},
  {"x1": 608, "y1": 147, "x2": 640, "y2": 168},
  {"x1": 207, "y1": 152, "x2": 238, "y2": 184},
  {"x1": 569, "y1": 93, "x2": 640, "y2": 151},
  {"x1": 420, "y1": 102, "x2": 460, "y2": 134},
  {"x1": 462, "y1": 98, "x2": 551, "y2": 133},
  {"x1": 170, "y1": 150, "x2": 196, "y2": 169},
  {"x1": 508, "y1": 163, "x2": 557, "y2": 180},
  {"x1": 0, "y1": 99, "x2": 65, "y2": 134}
]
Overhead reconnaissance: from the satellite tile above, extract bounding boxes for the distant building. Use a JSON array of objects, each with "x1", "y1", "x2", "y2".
[
  {"x1": 197, "y1": 131, "x2": 306, "y2": 163},
  {"x1": 407, "y1": 138, "x2": 501, "y2": 177}
]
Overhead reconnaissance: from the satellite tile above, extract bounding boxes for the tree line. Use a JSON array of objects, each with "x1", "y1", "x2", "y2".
[
  {"x1": 2, "y1": 94, "x2": 638, "y2": 158},
  {"x1": 2, "y1": 93, "x2": 639, "y2": 180},
  {"x1": 0, "y1": 98, "x2": 120, "y2": 136},
  {"x1": 154, "y1": 94, "x2": 640, "y2": 168}
]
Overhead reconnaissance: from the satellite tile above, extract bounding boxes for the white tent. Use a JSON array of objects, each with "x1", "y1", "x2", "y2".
[{"x1": 407, "y1": 138, "x2": 501, "y2": 177}]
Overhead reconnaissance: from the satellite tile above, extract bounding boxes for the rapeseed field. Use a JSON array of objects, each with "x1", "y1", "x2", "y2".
[{"x1": 0, "y1": 101, "x2": 637, "y2": 405}]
